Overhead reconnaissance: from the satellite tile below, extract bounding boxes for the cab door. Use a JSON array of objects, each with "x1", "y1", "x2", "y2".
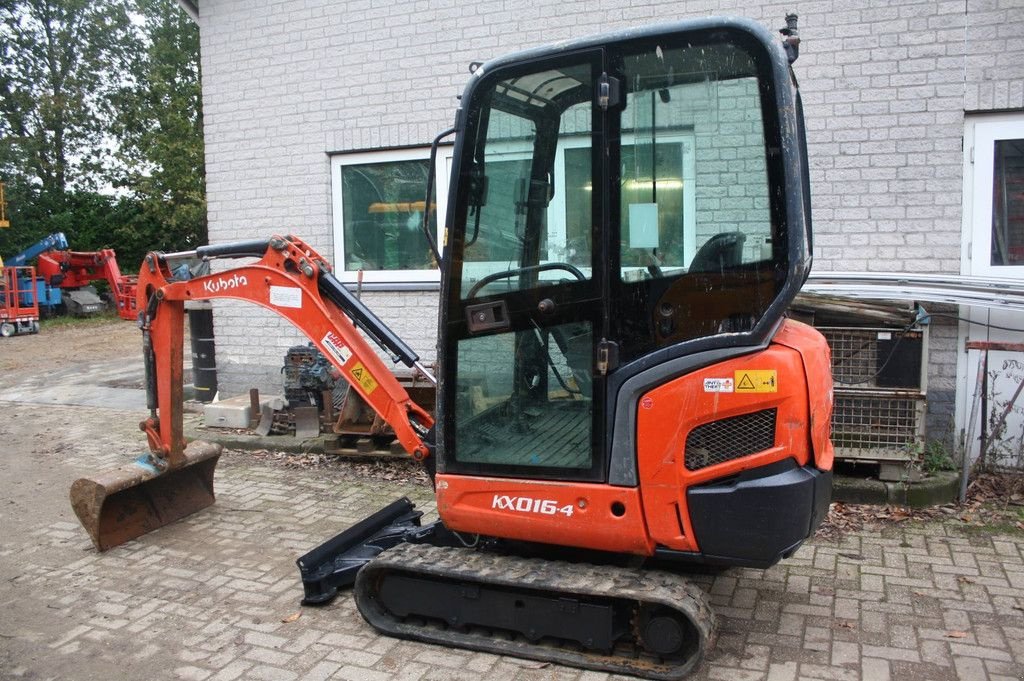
[{"x1": 440, "y1": 51, "x2": 610, "y2": 482}]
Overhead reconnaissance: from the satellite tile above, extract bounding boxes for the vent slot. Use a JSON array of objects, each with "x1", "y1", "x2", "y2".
[{"x1": 684, "y1": 408, "x2": 777, "y2": 471}]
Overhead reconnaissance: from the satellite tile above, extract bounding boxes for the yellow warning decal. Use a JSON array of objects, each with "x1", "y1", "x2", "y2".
[
  {"x1": 349, "y1": 362, "x2": 378, "y2": 395},
  {"x1": 734, "y1": 369, "x2": 777, "y2": 393}
]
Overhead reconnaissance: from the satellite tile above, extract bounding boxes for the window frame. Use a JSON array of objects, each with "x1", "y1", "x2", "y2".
[
  {"x1": 457, "y1": 131, "x2": 697, "y2": 290},
  {"x1": 967, "y1": 117, "x2": 1024, "y2": 277},
  {"x1": 330, "y1": 146, "x2": 453, "y2": 286}
]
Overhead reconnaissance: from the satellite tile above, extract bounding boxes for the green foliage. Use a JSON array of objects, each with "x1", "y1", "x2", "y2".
[
  {"x1": 40, "y1": 309, "x2": 119, "y2": 328},
  {"x1": 0, "y1": 0, "x2": 134, "y2": 194},
  {"x1": 107, "y1": 0, "x2": 206, "y2": 253},
  {"x1": 922, "y1": 441, "x2": 956, "y2": 474},
  {"x1": 0, "y1": 172, "x2": 163, "y2": 272},
  {"x1": 0, "y1": 0, "x2": 205, "y2": 272}
]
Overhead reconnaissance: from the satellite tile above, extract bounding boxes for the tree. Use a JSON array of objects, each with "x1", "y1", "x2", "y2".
[
  {"x1": 108, "y1": 0, "x2": 205, "y2": 253},
  {"x1": 0, "y1": 0, "x2": 205, "y2": 270},
  {"x1": 0, "y1": 0, "x2": 134, "y2": 257},
  {"x1": 0, "y1": 0, "x2": 133, "y2": 196}
]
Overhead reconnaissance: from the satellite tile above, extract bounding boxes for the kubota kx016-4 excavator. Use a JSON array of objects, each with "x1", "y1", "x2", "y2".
[{"x1": 70, "y1": 16, "x2": 833, "y2": 679}]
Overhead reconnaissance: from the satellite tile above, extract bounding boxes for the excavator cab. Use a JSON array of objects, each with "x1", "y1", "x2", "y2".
[
  {"x1": 344, "y1": 19, "x2": 832, "y2": 675},
  {"x1": 442, "y1": 21, "x2": 807, "y2": 476},
  {"x1": 434, "y1": 17, "x2": 828, "y2": 542}
]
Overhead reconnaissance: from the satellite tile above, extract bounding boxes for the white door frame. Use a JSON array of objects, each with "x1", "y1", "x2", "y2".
[{"x1": 954, "y1": 113, "x2": 1024, "y2": 465}]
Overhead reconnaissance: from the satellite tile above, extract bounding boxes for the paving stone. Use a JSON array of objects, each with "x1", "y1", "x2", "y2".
[
  {"x1": 4, "y1": 398, "x2": 1024, "y2": 681},
  {"x1": 860, "y1": 657, "x2": 891, "y2": 681},
  {"x1": 953, "y1": 655, "x2": 989, "y2": 680}
]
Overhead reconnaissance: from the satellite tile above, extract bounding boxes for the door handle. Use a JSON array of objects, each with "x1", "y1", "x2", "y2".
[{"x1": 465, "y1": 300, "x2": 509, "y2": 333}]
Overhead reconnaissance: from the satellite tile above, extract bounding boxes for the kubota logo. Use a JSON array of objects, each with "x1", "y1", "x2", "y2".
[{"x1": 203, "y1": 274, "x2": 248, "y2": 293}]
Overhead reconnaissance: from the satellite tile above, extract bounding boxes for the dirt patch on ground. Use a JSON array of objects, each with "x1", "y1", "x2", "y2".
[
  {"x1": 0, "y1": 315, "x2": 139, "y2": 373},
  {"x1": 241, "y1": 447, "x2": 433, "y2": 486}
]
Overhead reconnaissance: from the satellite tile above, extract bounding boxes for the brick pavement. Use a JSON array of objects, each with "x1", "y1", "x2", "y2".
[{"x1": 1, "y1": 402, "x2": 1023, "y2": 681}]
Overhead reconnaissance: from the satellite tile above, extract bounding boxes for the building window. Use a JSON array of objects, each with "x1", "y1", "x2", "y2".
[
  {"x1": 331, "y1": 148, "x2": 451, "y2": 285},
  {"x1": 332, "y1": 134, "x2": 697, "y2": 287},
  {"x1": 992, "y1": 138, "x2": 1024, "y2": 267},
  {"x1": 967, "y1": 116, "x2": 1024, "y2": 277}
]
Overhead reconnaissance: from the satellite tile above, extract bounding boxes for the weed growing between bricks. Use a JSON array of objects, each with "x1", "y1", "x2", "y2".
[{"x1": 818, "y1": 472, "x2": 1024, "y2": 542}]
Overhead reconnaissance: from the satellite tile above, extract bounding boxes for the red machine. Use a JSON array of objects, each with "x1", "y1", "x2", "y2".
[
  {"x1": 71, "y1": 16, "x2": 834, "y2": 679},
  {"x1": 0, "y1": 265, "x2": 41, "y2": 337},
  {"x1": 36, "y1": 248, "x2": 139, "y2": 320}
]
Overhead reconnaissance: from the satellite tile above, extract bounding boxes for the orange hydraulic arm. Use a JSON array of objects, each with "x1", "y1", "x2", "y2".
[{"x1": 137, "y1": 234, "x2": 434, "y2": 468}]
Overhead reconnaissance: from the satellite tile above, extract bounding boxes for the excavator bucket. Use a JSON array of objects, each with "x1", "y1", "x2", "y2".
[{"x1": 69, "y1": 441, "x2": 222, "y2": 551}]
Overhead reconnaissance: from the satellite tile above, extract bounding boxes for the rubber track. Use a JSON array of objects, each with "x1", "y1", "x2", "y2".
[{"x1": 354, "y1": 542, "x2": 716, "y2": 679}]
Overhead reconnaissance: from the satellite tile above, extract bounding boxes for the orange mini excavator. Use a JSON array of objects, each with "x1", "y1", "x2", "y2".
[{"x1": 70, "y1": 16, "x2": 833, "y2": 679}]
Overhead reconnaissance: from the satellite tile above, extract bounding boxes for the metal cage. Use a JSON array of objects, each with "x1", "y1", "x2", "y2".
[{"x1": 818, "y1": 326, "x2": 928, "y2": 463}]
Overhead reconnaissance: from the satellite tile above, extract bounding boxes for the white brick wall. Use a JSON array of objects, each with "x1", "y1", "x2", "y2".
[{"x1": 196, "y1": 0, "x2": 1022, "y2": 443}]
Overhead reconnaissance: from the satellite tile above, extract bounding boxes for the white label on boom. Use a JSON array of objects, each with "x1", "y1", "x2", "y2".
[{"x1": 269, "y1": 286, "x2": 303, "y2": 309}]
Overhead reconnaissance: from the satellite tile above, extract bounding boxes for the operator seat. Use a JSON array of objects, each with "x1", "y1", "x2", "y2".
[{"x1": 688, "y1": 232, "x2": 746, "y2": 273}]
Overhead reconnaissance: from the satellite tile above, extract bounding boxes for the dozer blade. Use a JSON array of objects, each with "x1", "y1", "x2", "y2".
[
  {"x1": 69, "y1": 441, "x2": 222, "y2": 551},
  {"x1": 296, "y1": 497, "x2": 423, "y2": 605}
]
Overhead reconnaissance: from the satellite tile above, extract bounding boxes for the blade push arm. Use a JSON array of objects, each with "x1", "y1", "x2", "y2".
[{"x1": 137, "y1": 235, "x2": 434, "y2": 467}]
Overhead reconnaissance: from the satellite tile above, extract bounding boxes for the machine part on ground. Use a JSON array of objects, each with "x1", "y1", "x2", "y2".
[
  {"x1": 334, "y1": 371, "x2": 437, "y2": 443},
  {"x1": 69, "y1": 441, "x2": 221, "y2": 551},
  {"x1": 283, "y1": 344, "x2": 335, "y2": 407},
  {"x1": 293, "y1": 405, "x2": 321, "y2": 438},
  {"x1": 355, "y1": 542, "x2": 715, "y2": 680},
  {"x1": 64, "y1": 286, "x2": 107, "y2": 316},
  {"x1": 70, "y1": 15, "x2": 834, "y2": 679},
  {"x1": 254, "y1": 403, "x2": 276, "y2": 436}
]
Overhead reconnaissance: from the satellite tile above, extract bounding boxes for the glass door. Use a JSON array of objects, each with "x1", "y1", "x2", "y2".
[
  {"x1": 958, "y1": 115, "x2": 1024, "y2": 468},
  {"x1": 608, "y1": 34, "x2": 788, "y2": 364},
  {"x1": 442, "y1": 53, "x2": 608, "y2": 481}
]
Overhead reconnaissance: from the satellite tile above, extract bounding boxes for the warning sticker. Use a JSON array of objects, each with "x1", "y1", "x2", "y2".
[
  {"x1": 349, "y1": 362, "x2": 378, "y2": 395},
  {"x1": 321, "y1": 331, "x2": 352, "y2": 366},
  {"x1": 735, "y1": 369, "x2": 777, "y2": 393},
  {"x1": 703, "y1": 378, "x2": 734, "y2": 393}
]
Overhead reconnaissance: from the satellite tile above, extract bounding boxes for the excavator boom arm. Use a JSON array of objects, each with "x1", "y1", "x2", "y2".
[{"x1": 137, "y1": 234, "x2": 434, "y2": 465}]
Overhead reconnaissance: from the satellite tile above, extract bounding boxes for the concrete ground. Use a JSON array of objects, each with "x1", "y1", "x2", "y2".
[{"x1": 1, "y1": 320, "x2": 1023, "y2": 681}]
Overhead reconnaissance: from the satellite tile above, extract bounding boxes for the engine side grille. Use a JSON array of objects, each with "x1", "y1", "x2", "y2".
[{"x1": 684, "y1": 408, "x2": 777, "y2": 471}]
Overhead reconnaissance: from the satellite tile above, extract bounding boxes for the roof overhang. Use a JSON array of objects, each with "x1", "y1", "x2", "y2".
[{"x1": 176, "y1": 0, "x2": 198, "y2": 23}]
